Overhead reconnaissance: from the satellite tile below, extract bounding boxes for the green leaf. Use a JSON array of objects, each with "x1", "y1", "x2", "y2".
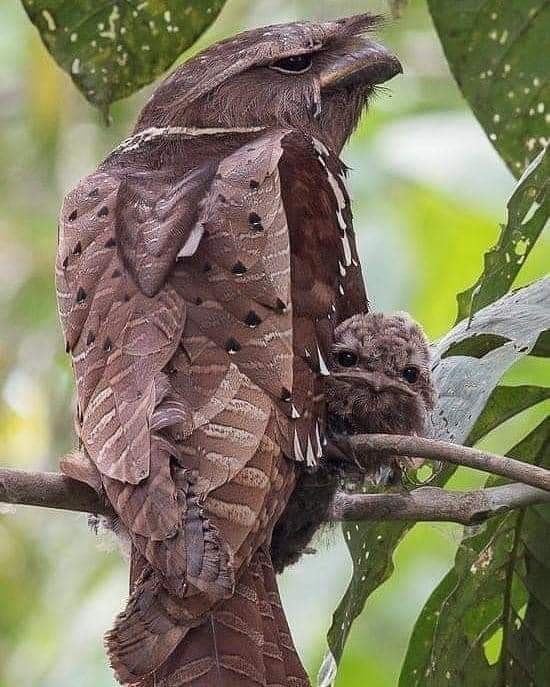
[
  {"x1": 468, "y1": 385, "x2": 550, "y2": 445},
  {"x1": 456, "y1": 147, "x2": 549, "y2": 323},
  {"x1": 319, "y1": 521, "x2": 414, "y2": 685},
  {"x1": 321, "y1": 278, "x2": 550, "y2": 685},
  {"x1": 427, "y1": 0, "x2": 549, "y2": 177},
  {"x1": 532, "y1": 329, "x2": 550, "y2": 358},
  {"x1": 21, "y1": 0, "x2": 226, "y2": 113},
  {"x1": 430, "y1": 278, "x2": 550, "y2": 448},
  {"x1": 399, "y1": 418, "x2": 550, "y2": 687}
]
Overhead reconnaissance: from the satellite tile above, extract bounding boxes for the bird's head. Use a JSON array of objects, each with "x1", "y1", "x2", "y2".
[
  {"x1": 326, "y1": 312, "x2": 436, "y2": 435},
  {"x1": 135, "y1": 14, "x2": 402, "y2": 153}
]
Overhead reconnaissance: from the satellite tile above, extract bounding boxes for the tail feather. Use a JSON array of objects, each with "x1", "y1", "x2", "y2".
[
  {"x1": 105, "y1": 475, "x2": 238, "y2": 684},
  {"x1": 106, "y1": 538, "x2": 235, "y2": 686},
  {"x1": 105, "y1": 569, "x2": 188, "y2": 684},
  {"x1": 143, "y1": 548, "x2": 310, "y2": 687},
  {"x1": 259, "y1": 553, "x2": 309, "y2": 685},
  {"x1": 253, "y1": 553, "x2": 289, "y2": 686}
]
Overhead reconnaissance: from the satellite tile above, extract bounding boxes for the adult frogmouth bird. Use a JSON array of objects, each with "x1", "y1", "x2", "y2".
[
  {"x1": 56, "y1": 14, "x2": 401, "y2": 687},
  {"x1": 271, "y1": 311, "x2": 436, "y2": 572}
]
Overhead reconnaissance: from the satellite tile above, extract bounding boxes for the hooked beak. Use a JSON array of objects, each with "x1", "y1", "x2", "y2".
[
  {"x1": 330, "y1": 370, "x2": 415, "y2": 397},
  {"x1": 319, "y1": 38, "x2": 402, "y2": 89}
]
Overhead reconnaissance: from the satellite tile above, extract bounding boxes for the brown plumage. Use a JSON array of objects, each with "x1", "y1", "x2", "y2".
[
  {"x1": 327, "y1": 311, "x2": 436, "y2": 456},
  {"x1": 56, "y1": 14, "x2": 401, "y2": 687},
  {"x1": 271, "y1": 311, "x2": 436, "y2": 572}
]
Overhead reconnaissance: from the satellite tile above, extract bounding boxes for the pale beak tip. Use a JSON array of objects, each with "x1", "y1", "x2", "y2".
[{"x1": 390, "y1": 54, "x2": 404, "y2": 78}]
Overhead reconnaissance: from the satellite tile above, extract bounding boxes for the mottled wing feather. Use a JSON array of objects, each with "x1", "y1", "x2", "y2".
[
  {"x1": 146, "y1": 549, "x2": 309, "y2": 687},
  {"x1": 57, "y1": 176, "x2": 187, "y2": 486},
  {"x1": 58, "y1": 127, "x2": 366, "y2": 685},
  {"x1": 172, "y1": 129, "x2": 367, "y2": 469},
  {"x1": 56, "y1": 172, "x2": 120, "y2": 353},
  {"x1": 107, "y1": 426, "x2": 296, "y2": 685},
  {"x1": 273, "y1": 132, "x2": 369, "y2": 464},
  {"x1": 102, "y1": 437, "x2": 180, "y2": 541},
  {"x1": 115, "y1": 164, "x2": 214, "y2": 297},
  {"x1": 173, "y1": 132, "x2": 294, "y2": 409}
]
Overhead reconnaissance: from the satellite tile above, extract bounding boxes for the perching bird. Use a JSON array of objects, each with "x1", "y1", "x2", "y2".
[
  {"x1": 271, "y1": 311, "x2": 435, "y2": 572},
  {"x1": 55, "y1": 14, "x2": 401, "y2": 687},
  {"x1": 327, "y1": 311, "x2": 436, "y2": 460}
]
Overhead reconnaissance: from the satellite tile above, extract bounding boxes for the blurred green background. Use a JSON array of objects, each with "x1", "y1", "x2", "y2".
[{"x1": 0, "y1": 1, "x2": 548, "y2": 686}]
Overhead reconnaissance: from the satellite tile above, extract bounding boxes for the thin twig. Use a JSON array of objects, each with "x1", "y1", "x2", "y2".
[
  {"x1": 329, "y1": 483, "x2": 550, "y2": 526},
  {"x1": 348, "y1": 434, "x2": 550, "y2": 492}
]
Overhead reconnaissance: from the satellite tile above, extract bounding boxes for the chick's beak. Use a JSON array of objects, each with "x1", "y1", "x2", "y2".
[
  {"x1": 320, "y1": 38, "x2": 402, "y2": 89},
  {"x1": 330, "y1": 370, "x2": 414, "y2": 397}
]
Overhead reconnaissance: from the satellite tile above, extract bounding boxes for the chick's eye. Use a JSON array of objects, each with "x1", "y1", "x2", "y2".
[
  {"x1": 337, "y1": 350, "x2": 358, "y2": 367},
  {"x1": 402, "y1": 365, "x2": 420, "y2": 383},
  {"x1": 271, "y1": 54, "x2": 313, "y2": 74}
]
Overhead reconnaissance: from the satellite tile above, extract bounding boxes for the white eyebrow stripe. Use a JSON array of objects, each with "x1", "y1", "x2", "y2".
[{"x1": 113, "y1": 125, "x2": 266, "y2": 154}]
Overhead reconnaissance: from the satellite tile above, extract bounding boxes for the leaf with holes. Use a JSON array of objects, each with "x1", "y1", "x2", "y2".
[
  {"x1": 320, "y1": 278, "x2": 550, "y2": 686},
  {"x1": 399, "y1": 418, "x2": 550, "y2": 687},
  {"x1": 456, "y1": 147, "x2": 549, "y2": 323},
  {"x1": 319, "y1": 521, "x2": 414, "y2": 685},
  {"x1": 21, "y1": 0, "x2": 226, "y2": 113},
  {"x1": 427, "y1": 0, "x2": 549, "y2": 177}
]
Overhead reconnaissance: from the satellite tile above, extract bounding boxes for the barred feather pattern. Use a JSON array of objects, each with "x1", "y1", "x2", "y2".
[
  {"x1": 144, "y1": 548, "x2": 310, "y2": 687},
  {"x1": 56, "y1": 126, "x2": 367, "y2": 686}
]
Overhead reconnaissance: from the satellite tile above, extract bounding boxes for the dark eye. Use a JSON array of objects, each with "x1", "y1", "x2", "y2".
[
  {"x1": 271, "y1": 54, "x2": 313, "y2": 74},
  {"x1": 337, "y1": 350, "x2": 358, "y2": 367},
  {"x1": 402, "y1": 365, "x2": 420, "y2": 383}
]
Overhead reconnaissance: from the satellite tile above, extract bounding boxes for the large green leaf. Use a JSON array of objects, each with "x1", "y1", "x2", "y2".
[
  {"x1": 319, "y1": 520, "x2": 415, "y2": 686},
  {"x1": 468, "y1": 384, "x2": 550, "y2": 445},
  {"x1": 456, "y1": 146, "x2": 549, "y2": 323},
  {"x1": 21, "y1": 0, "x2": 226, "y2": 113},
  {"x1": 320, "y1": 278, "x2": 550, "y2": 685},
  {"x1": 433, "y1": 278, "x2": 550, "y2": 445},
  {"x1": 399, "y1": 418, "x2": 550, "y2": 687},
  {"x1": 427, "y1": 0, "x2": 549, "y2": 177}
]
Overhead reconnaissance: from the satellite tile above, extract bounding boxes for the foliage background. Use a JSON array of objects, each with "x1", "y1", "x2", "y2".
[{"x1": 0, "y1": 1, "x2": 548, "y2": 686}]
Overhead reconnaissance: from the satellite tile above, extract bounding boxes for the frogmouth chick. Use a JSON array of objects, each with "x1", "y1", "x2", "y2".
[
  {"x1": 271, "y1": 311, "x2": 436, "y2": 572},
  {"x1": 326, "y1": 311, "x2": 436, "y2": 484}
]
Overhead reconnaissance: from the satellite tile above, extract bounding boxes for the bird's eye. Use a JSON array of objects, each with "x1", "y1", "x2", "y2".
[
  {"x1": 402, "y1": 365, "x2": 420, "y2": 383},
  {"x1": 337, "y1": 350, "x2": 358, "y2": 367},
  {"x1": 271, "y1": 54, "x2": 313, "y2": 74}
]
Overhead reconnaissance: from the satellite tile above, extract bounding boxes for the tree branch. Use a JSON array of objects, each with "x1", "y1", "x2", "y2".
[
  {"x1": 0, "y1": 468, "x2": 108, "y2": 515},
  {"x1": 329, "y1": 483, "x2": 550, "y2": 526},
  {"x1": 348, "y1": 434, "x2": 550, "y2": 492},
  {"x1": 2, "y1": 434, "x2": 550, "y2": 525}
]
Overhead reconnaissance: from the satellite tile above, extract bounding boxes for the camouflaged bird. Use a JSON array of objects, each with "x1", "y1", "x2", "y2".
[
  {"x1": 271, "y1": 311, "x2": 436, "y2": 572},
  {"x1": 328, "y1": 311, "x2": 436, "y2": 476},
  {"x1": 56, "y1": 14, "x2": 401, "y2": 687}
]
